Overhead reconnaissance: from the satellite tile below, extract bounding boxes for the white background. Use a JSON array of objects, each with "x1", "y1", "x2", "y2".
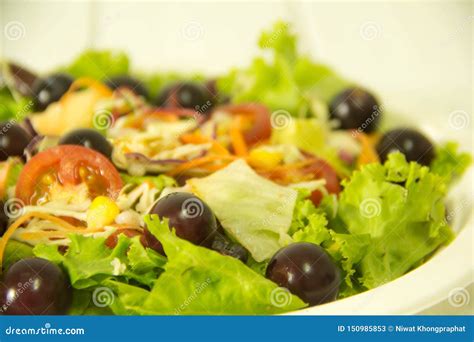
[{"x1": 1, "y1": 0, "x2": 472, "y2": 314}]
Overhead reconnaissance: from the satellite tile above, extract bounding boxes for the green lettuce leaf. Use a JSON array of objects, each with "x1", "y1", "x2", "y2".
[
  {"x1": 0, "y1": 87, "x2": 32, "y2": 121},
  {"x1": 324, "y1": 232, "x2": 370, "y2": 297},
  {"x1": 290, "y1": 197, "x2": 330, "y2": 245},
  {"x1": 271, "y1": 118, "x2": 327, "y2": 155},
  {"x1": 2, "y1": 240, "x2": 34, "y2": 271},
  {"x1": 63, "y1": 50, "x2": 129, "y2": 80},
  {"x1": 189, "y1": 159, "x2": 296, "y2": 262},
  {"x1": 113, "y1": 216, "x2": 305, "y2": 315},
  {"x1": 289, "y1": 194, "x2": 369, "y2": 297},
  {"x1": 217, "y1": 21, "x2": 348, "y2": 116},
  {"x1": 270, "y1": 118, "x2": 351, "y2": 177},
  {"x1": 336, "y1": 152, "x2": 454, "y2": 289},
  {"x1": 68, "y1": 289, "x2": 114, "y2": 315},
  {"x1": 33, "y1": 234, "x2": 165, "y2": 288},
  {"x1": 430, "y1": 142, "x2": 471, "y2": 185}
]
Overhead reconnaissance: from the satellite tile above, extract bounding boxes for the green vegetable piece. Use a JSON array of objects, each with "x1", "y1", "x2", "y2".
[{"x1": 189, "y1": 159, "x2": 296, "y2": 262}]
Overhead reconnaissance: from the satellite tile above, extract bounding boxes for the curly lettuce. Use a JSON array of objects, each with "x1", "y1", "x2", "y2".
[
  {"x1": 218, "y1": 21, "x2": 349, "y2": 117},
  {"x1": 34, "y1": 234, "x2": 165, "y2": 288},
  {"x1": 430, "y1": 142, "x2": 472, "y2": 185},
  {"x1": 336, "y1": 152, "x2": 454, "y2": 289},
  {"x1": 289, "y1": 193, "x2": 369, "y2": 297},
  {"x1": 62, "y1": 50, "x2": 130, "y2": 80}
]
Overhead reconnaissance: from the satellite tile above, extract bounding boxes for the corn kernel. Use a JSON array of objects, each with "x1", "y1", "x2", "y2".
[
  {"x1": 248, "y1": 149, "x2": 283, "y2": 169},
  {"x1": 41, "y1": 173, "x2": 55, "y2": 185},
  {"x1": 87, "y1": 196, "x2": 120, "y2": 228}
]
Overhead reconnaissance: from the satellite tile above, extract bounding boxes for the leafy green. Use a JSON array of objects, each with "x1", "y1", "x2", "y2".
[
  {"x1": 430, "y1": 142, "x2": 471, "y2": 185},
  {"x1": 270, "y1": 118, "x2": 351, "y2": 177},
  {"x1": 33, "y1": 234, "x2": 165, "y2": 288},
  {"x1": 245, "y1": 257, "x2": 268, "y2": 277},
  {"x1": 336, "y1": 152, "x2": 454, "y2": 288},
  {"x1": 324, "y1": 232, "x2": 370, "y2": 297},
  {"x1": 289, "y1": 194, "x2": 369, "y2": 297},
  {"x1": 271, "y1": 118, "x2": 327, "y2": 155},
  {"x1": 63, "y1": 50, "x2": 130, "y2": 80},
  {"x1": 217, "y1": 21, "x2": 349, "y2": 116},
  {"x1": 5, "y1": 160, "x2": 23, "y2": 194},
  {"x1": 67, "y1": 289, "x2": 92, "y2": 315},
  {"x1": 91, "y1": 216, "x2": 306, "y2": 315},
  {"x1": 68, "y1": 289, "x2": 113, "y2": 315},
  {"x1": 2, "y1": 240, "x2": 34, "y2": 271},
  {"x1": 112, "y1": 216, "x2": 305, "y2": 315},
  {"x1": 290, "y1": 197, "x2": 330, "y2": 245},
  {"x1": 189, "y1": 159, "x2": 296, "y2": 262},
  {"x1": 120, "y1": 173, "x2": 176, "y2": 190},
  {"x1": 0, "y1": 87, "x2": 33, "y2": 121}
]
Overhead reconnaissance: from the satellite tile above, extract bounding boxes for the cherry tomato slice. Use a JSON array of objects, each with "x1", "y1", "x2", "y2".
[
  {"x1": 105, "y1": 229, "x2": 142, "y2": 249},
  {"x1": 16, "y1": 145, "x2": 123, "y2": 204},
  {"x1": 303, "y1": 159, "x2": 341, "y2": 206},
  {"x1": 216, "y1": 103, "x2": 272, "y2": 146}
]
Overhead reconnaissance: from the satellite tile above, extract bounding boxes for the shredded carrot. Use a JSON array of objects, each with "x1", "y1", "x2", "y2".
[
  {"x1": 230, "y1": 116, "x2": 248, "y2": 156},
  {"x1": 210, "y1": 141, "x2": 230, "y2": 156},
  {"x1": 0, "y1": 212, "x2": 38, "y2": 270},
  {"x1": 354, "y1": 131, "x2": 380, "y2": 166},
  {"x1": 180, "y1": 132, "x2": 229, "y2": 156},
  {"x1": 180, "y1": 132, "x2": 210, "y2": 144},
  {"x1": 167, "y1": 156, "x2": 221, "y2": 176},
  {"x1": 167, "y1": 155, "x2": 236, "y2": 176},
  {"x1": 0, "y1": 212, "x2": 91, "y2": 271}
]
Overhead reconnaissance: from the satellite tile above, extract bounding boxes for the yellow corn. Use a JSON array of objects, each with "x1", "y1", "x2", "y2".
[
  {"x1": 248, "y1": 149, "x2": 283, "y2": 169},
  {"x1": 87, "y1": 196, "x2": 120, "y2": 228}
]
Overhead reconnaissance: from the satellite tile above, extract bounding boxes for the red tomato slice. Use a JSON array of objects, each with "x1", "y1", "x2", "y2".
[
  {"x1": 16, "y1": 145, "x2": 123, "y2": 205},
  {"x1": 216, "y1": 103, "x2": 272, "y2": 145},
  {"x1": 303, "y1": 159, "x2": 341, "y2": 206}
]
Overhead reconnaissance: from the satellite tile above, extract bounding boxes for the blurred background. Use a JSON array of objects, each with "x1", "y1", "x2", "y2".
[{"x1": 1, "y1": 0, "x2": 472, "y2": 314}]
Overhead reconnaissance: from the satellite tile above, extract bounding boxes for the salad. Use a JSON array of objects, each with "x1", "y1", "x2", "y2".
[{"x1": 0, "y1": 21, "x2": 471, "y2": 315}]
